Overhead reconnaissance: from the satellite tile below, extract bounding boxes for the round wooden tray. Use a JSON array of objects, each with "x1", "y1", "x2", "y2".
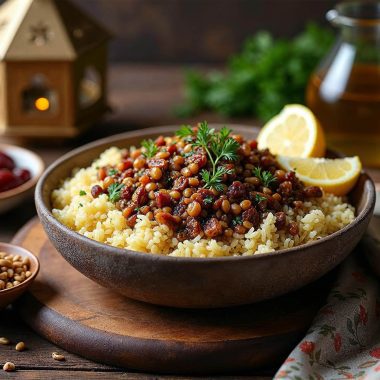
[{"x1": 13, "y1": 218, "x2": 333, "y2": 374}]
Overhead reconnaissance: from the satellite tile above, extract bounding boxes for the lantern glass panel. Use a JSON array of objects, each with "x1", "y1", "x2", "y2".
[
  {"x1": 79, "y1": 66, "x2": 101, "y2": 108},
  {"x1": 22, "y1": 74, "x2": 58, "y2": 114}
]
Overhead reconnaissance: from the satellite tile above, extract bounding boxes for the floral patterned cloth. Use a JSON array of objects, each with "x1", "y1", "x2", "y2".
[{"x1": 275, "y1": 252, "x2": 380, "y2": 380}]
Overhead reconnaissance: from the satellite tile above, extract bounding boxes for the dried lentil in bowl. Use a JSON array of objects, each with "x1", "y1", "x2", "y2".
[{"x1": 0, "y1": 252, "x2": 32, "y2": 290}]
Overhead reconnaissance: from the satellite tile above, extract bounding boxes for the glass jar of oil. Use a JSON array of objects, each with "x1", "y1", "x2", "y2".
[{"x1": 307, "y1": 1, "x2": 380, "y2": 167}]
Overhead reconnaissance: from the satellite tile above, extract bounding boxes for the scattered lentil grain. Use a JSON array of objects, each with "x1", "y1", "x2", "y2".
[
  {"x1": 0, "y1": 337, "x2": 9, "y2": 345},
  {"x1": 3, "y1": 362, "x2": 15, "y2": 372},
  {"x1": 15, "y1": 342, "x2": 25, "y2": 352},
  {"x1": 52, "y1": 352, "x2": 65, "y2": 361}
]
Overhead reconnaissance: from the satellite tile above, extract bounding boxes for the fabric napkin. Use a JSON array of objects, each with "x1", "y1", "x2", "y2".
[{"x1": 274, "y1": 248, "x2": 380, "y2": 380}]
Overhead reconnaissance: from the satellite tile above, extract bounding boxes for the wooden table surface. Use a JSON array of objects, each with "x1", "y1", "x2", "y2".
[{"x1": 0, "y1": 64, "x2": 379, "y2": 379}]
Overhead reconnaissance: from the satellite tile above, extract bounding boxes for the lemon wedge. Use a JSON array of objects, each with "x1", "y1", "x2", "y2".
[
  {"x1": 257, "y1": 104, "x2": 326, "y2": 158},
  {"x1": 277, "y1": 156, "x2": 362, "y2": 196}
]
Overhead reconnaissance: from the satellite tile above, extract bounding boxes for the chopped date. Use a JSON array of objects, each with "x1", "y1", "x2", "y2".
[
  {"x1": 184, "y1": 217, "x2": 202, "y2": 239},
  {"x1": 242, "y1": 207, "x2": 260, "y2": 229},
  {"x1": 126, "y1": 214, "x2": 138, "y2": 228},
  {"x1": 197, "y1": 188, "x2": 215, "y2": 207},
  {"x1": 267, "y1": 197, "x2": 282, "y2": 211},
  {"x1": 122, "y1": 158, "x2": 133, "y2": 169},
  {"x1": 155, "y1": 136, "x2": 165, "y2": 146},
  {"x1": 155, "y1": 212, "x2": 179, "y2": 229},
  {"x1": 204, "y1": 217, "x2": 223, "y2": 238},
  {"x1": 303, "y1": 186, "x2": 323, "y2": 198},
  {"x1": 120, "y1": 186, "x2": 134, "y2": 201},
  {"x1": 185, "y1": 153, "x2": 207, "y2": 168},
  {"x1": 275, "y1": 212, "x2": 286, "y2": 230},
  {"x1": 121, "y1": 168, "x2": 134, "y2": 179},
  {"x1": 279, "y1": 181, "x2": 293, "y2": 197},
  {"x1": 288, "y1": 222, "x2": 299, "y2": 236},
  {"x1": 91, "y1": 185, "x2": 104, "y2": 198},
  {"x1": 172, "y1": 176, "x2": 189, "y2": 191},
  {"x1": 132, "y1": 186, "x2": 148, "y2": 206},
  {"x1": 167, "y1": 144, "x2": 177, "y2": 154},
  {"x1": 284, "y1": 171, "x2": 296, "y2": 181},
  {"x1": 155, "y1": 192, "x2": 171, "y2": 208},
  {"x1": 226, "y1": 181, "x2": 248, "y2": 202},
  {"x1": 173, "y1": 201, "x2": 187, "y2": 216},
  {"x1": 147, "y1": 158, "x2": 168, "y2": 170}
]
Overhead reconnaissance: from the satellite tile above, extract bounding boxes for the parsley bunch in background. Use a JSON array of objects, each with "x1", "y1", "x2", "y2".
[{"x1": 176, "y1": 23, "x2": 334, "y2": 122}]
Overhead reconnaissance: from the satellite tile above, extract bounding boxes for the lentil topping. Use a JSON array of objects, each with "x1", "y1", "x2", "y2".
[{"x1": 89, "y1": 122, "x2": 323, "y2": 242}]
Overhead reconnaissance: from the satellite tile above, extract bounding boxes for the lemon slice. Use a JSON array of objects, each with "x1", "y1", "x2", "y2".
[
  {"x1": 277, "y1": 156, "x2": 362, "y2": 196},
  {"x1": 257, "y1": 104, "x2": 326, "y2": 158}
]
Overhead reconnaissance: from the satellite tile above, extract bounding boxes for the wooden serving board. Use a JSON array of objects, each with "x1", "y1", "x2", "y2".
[{"x1": 12, "y1": 218, "x2": 334, "y2": 374}]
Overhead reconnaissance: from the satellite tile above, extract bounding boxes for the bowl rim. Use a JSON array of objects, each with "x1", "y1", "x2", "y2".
[
  {"x1": 0, "y1": 242, "x2": 40, "y2": 294},
  {"x1": 0, "y1": 143, "x2": 45, "y2": 200},
  {"x1": 35, "y1": 125, "x2": 376, "y2": 263}
]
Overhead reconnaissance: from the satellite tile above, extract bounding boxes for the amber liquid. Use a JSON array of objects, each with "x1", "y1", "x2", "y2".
[{"x1": 307, "y1": 64, "x2": 380, "y2": 167}]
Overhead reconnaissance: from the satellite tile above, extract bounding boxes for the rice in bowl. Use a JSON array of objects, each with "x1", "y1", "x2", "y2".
[{"x1": 51, "y1": 146, "x2": 355, "y2": 258}]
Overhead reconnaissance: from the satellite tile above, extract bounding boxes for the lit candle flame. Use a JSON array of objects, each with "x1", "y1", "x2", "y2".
[{"x1": 34, "y1": 97, "x2": 50, "y2": 111}]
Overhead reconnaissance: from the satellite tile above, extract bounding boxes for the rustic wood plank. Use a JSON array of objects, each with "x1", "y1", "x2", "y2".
[
  {"x1": 0, "y1": 308, "x2": 273, "y2": 378},
  {"x1": 1, "y1": 370, "x2": 271, "y2": 380},
  {"x1": 10, "y1": 219, "x2": 329, "y2": 375},
  {"x1": 0, "y1": 307, "x2": 119, "y2": 371}
]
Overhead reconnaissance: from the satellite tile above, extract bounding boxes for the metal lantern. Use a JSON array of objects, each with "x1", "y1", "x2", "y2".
[{"x1": 0, "y1": 0, "x2": 110, "y2": 138}]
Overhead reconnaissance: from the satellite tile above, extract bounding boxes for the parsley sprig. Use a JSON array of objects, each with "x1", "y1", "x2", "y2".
[
  {"x1": 252, "y1": 167, "x2": 277, "y2": 188},
  {"x1": 183, "y1": 122, "x2": 239, "y2": 191},
  {"x1": 108, "y1": 168, "x2": 118, "y2": 176},
  {"x1": 232, "y1": 216, "x2": 242, "y2": 226},
  {"x1": 141, "y1": 139, "x2": 158, "y2": 158},
  {"x1": 175, "y1": 125, "x2": 194, "y2": 138},
  {"x1": 254, "y1": 193, "x2": 267, "y2": 204},
  {"x1": 201, "y1": 166, "x2": 232, "y2": 192},
  {"x1": 203, "y1": 195, "x2": 214, "y2": 205},
  {"x1": 108, "y1": 183, "x2": 125, "y2": 203}
]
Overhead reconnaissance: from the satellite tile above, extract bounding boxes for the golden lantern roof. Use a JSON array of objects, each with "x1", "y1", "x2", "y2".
[{"x1": 0, "y1": 0, "x2": 110, "y2": 61}]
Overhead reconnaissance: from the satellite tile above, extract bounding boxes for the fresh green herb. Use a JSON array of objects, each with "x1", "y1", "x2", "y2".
[
  {"x1": 175, "y1": 125, "x2": 194, "y2": 138},
  {"x1": 79, "y1": 203, "x2": 83, "y2": 208},
  {"x1": 232, "y1": 216, "x2": 242, "y2": 226},
  {"x1": 200, "y1": 166, "x2": 232, "y2": 192},
  {"x1": 254, "y1": 194, "x2": 267, "y2": 204},
  {"x1": 108, "y1": 182, "x2": 125, "y2": 203},
  {"x1": 190, "y1": 122, "x2": 239, "y2": 191},
  {"x1": 141, "y1": 139, "x2": 158, "y2": 158},
  {"x1": 79, "y1": 190, "x2": 86, "y2": 196},
  {"x1": 108, "y1": 168, "x2": 118, "y2": 176},
  {"x1": 183, "y1": 151, "x2": 195, "y2": 158},
  {"x1": 134, "y1": 207, "x2": 140, "y2": 213},
  {"x1": 252, "y1": 167, "x2": 277, "y2": 188},
  {"x1": 203, "y1": 195, "x2": 214, "y2": 205},
  {"x1": 176, "y1": 23, "x2": 334, "y2": 121}
]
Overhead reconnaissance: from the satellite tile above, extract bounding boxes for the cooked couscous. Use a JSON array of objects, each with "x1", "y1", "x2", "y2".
[{"x1": 51, "y1": 123, "x2": 355, "y2": 258}]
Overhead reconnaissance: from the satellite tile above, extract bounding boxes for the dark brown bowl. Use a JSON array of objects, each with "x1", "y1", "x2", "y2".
[
  {"x1": 35, "y1": 125, "x2": 376, "y2": 308},
  {"x1": 0, "y1": 242, "x2": 40, "y2": 310}
]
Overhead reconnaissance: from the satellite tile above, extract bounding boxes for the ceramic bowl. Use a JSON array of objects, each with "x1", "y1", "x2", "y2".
[
  {"x1": 35, "y1": 125, "x2": 376, "y2": 308},
  {"x1": 0, "y1": 144, "x2": 45, "y2": 213},
  {"x1": 0, "y1": 242, "x2": 40, "y2": 310}
]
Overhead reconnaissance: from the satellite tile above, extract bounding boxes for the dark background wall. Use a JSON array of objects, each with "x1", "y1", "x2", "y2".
[
  {"x1": 72, "y1": 0, "x2": 337, "y2": 63},
  {"x1": 0, "y1": 0, "x2": 338, "y2": 63}
]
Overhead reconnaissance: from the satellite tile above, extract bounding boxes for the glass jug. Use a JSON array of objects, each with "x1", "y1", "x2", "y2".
[{"x1": 306, "y1": 1, "x2": 380, "y2": 167}]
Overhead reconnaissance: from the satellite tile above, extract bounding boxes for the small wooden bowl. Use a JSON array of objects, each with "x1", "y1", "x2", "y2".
[
  {"x1": 0, "y1": 144, "x2": 45, "y2": 214},
  {"x1": 35, "y1": 125, "x2": 376, "y2": 308},
  {"x1": 0, "y1": 242, "x2": 40, "y2": 310}
]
